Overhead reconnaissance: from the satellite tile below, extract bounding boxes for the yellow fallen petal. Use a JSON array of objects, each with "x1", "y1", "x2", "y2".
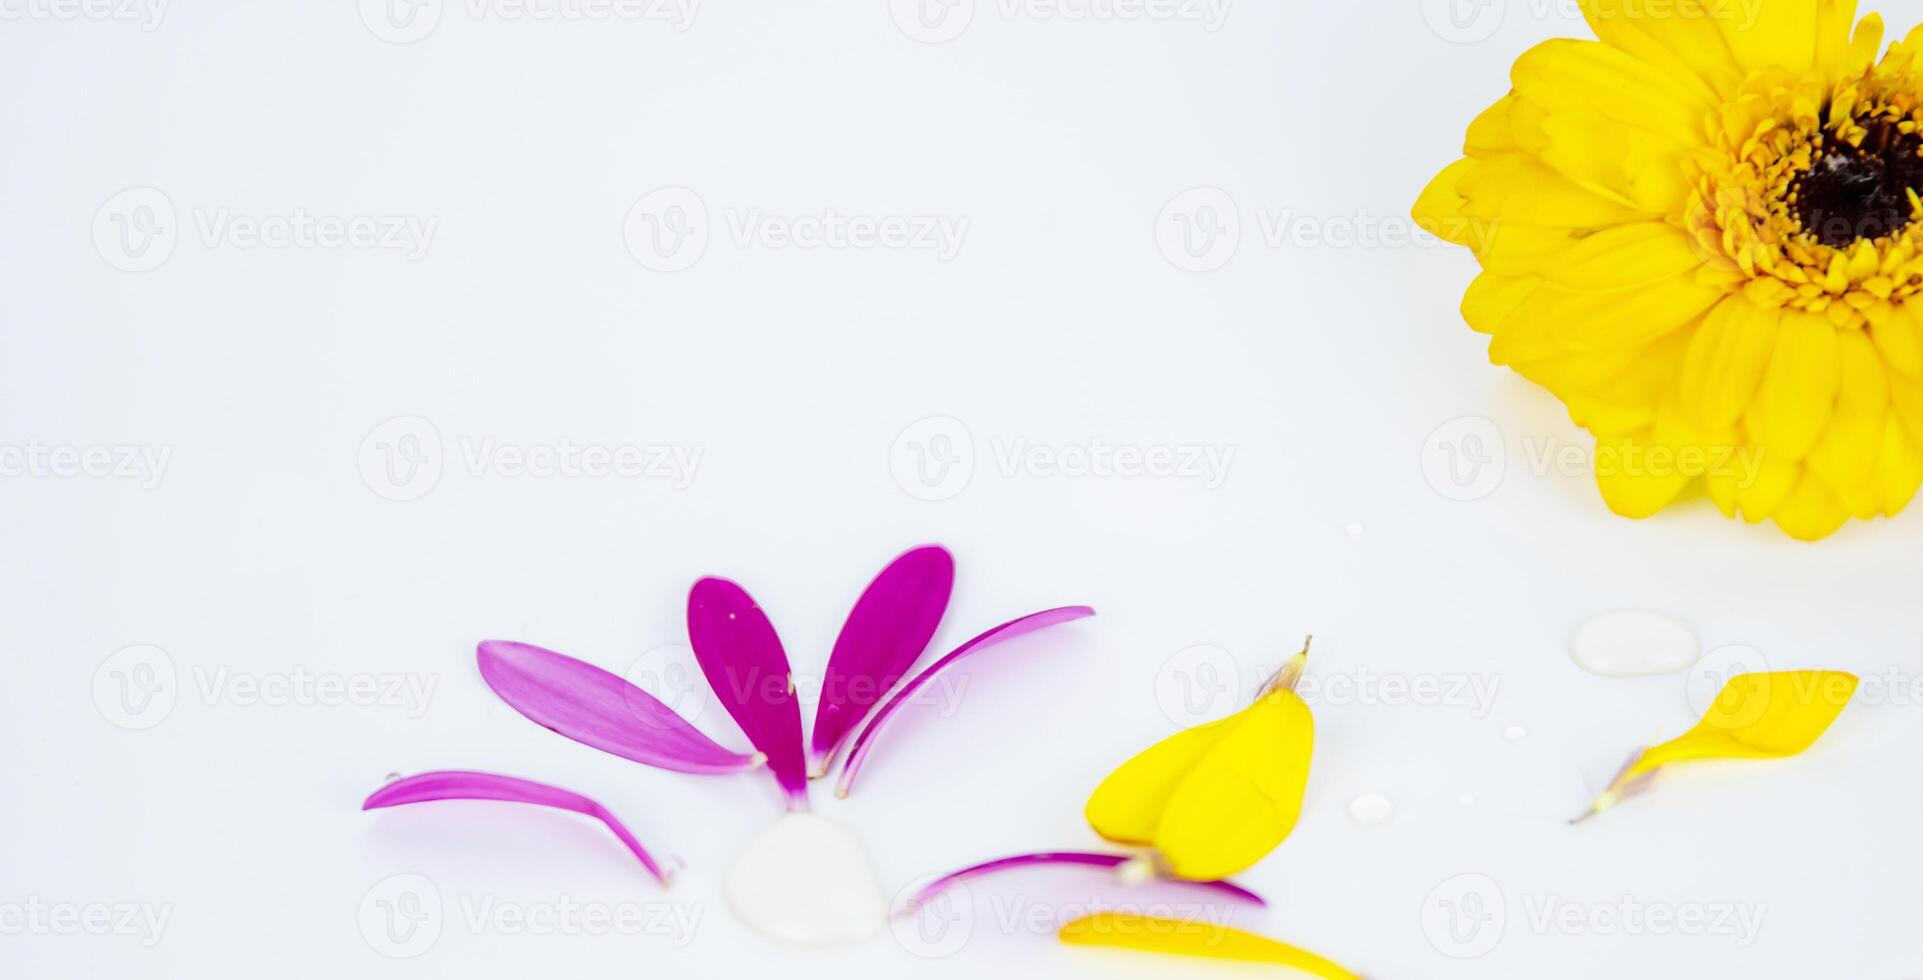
[
  {"x1": 1085, "y1": 718, "x2": 1234, "y2": 846},
  {"x1": 1060, "y1": 913, "x2": 1361, "y2": 980},
  {"x1": 1153, "y1": 685, "x2": 1314, "y2": 880},
  {"x1": 1577, "y1": 670, "x2": 1858, "y2": 821}
]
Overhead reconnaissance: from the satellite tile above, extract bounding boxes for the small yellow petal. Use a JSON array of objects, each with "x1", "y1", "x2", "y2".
[
  {"x1": 1153, "y1": 688, "x2": 1313, "y2": 881},
  {"x1": 1084, "y1": 719, "x2": 1233, "y2": 846},
  {"x1": 1060, "y1": 914, "x2": 1361, "y2": 980}
]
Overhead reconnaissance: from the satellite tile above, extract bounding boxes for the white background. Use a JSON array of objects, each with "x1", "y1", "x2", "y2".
[{"x1": 5, "y1": 1, "x2": 1922, "y2": 977}]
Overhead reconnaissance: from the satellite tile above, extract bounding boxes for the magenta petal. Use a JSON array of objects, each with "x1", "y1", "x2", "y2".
[
  {"x1": 902, "y1": 852, "x2": 1265, "y2": 912},
  {"x1": 687, "y1": 577, "x2": 809, "y2": 810},
  {"x1": 835, "y1": 605, "x2": 1094, "y2": 796},
  {"x1": 362, "y1": 770, "x2": 672, "y2": 885},
  {"x1": 477, "y1": 640, "x2": 760, "y2": 775},
  {"x1": 809, "y1": 545, "x2": 955, "y2": 775}
]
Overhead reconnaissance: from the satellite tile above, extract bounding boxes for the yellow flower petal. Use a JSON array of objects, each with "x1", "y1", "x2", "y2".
[
  {"x1": 1411, "y1": 158, "x2": 1483, "y2": 249},
  {"x1": 1060, "y1": 914, "x2": 1361, "y2": 980},
  {"x1": 1578, "y1": 0, "x2": 1740, "y2": 99},
  {"x1": 1717, "y1": 0, "x2": 1820, "y2": 75},
  {"x1": 1773, "y1": 470, "x2": 1854, "y2": 539},
  {"x1": 1806, "y1": 330, "x2": 1889, "y2": 517},
  {"x1": 1535, "y1": 274, "x2": 1724, "y2": 352},
  {"x1": 1537, "y1": 222, "x2": 1704, "y2": 291},
  {"x1": 1465, "y1": 94, "x2": 1520, "y2": 156},
  {"x1": 1461, "y1": 272, "x2": 1540, "y2": 337},
  {"x1": 1580, "y1": 669, "x2": 1858, "y2": 820},
  {"x1": 1747, "y1": 312, "x2": 1841, "y2": 461},
  {"x1": 1735, "y1": 454, "x2": 1802, "y2": 522},
  {"x1": 1868, "y1": 301, "x2": 1923, "y2": 377},
  {"x1": 1152, "y1": 686, "x2": 1313, "y2": 880},
  {"x1": 1511, "y1": 38, "x2": 1713, "y2": 148},
  {"x1": 1084, "y1": 718, "x2": 1232, "y2": 846},
  {"x1": 1456, "y1": 152, "x2": 1647, "y2": 228},
  {"x1": 1875, "y1": 419, "x2": 1923, "y2": 515},
  {"x1": 1679, "y1": 298, "x2": 1781, "y2": 429}
]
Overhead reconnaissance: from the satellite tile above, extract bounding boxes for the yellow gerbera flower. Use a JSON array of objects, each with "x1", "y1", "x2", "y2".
[{"x1": 1415, "y1": 0, "x2": 1923, "y2": 540}]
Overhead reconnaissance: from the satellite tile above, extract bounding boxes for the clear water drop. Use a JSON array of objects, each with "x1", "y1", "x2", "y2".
[
  {"x1": 1503, "y1": 725, "x2": 1527, "y2": 741},
  {"x1": 1570, "y1": 610, "x2": 1700, "y2": 677}
]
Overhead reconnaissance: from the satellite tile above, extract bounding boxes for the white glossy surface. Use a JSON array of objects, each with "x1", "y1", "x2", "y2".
[
  {"x1": 724, "y1": 813, "x2": 885, "y2": 946},
  {"x1": 1570, "y1": 610, "x2": 1702, "y2": 678}
]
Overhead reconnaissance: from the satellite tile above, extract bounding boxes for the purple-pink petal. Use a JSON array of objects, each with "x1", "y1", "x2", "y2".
[
  {"x1": 477, "y1": 640, "x2": 761, "y2": 775},
  {"x1": 687, "y1": 577, "x2": 810, "y2": 810},
  {"x1": 835, "y1": 605, "x2": 1094, "y2": 796},
  {"x1": 810, "y1": 545, "x2": 955, "y2": 775},
  {"x1": 902, "y1": 852, "x2": 1265, "y2": 912},
  {"x1": 362, "y1": 770, "x2": 672, "y2": 885}
]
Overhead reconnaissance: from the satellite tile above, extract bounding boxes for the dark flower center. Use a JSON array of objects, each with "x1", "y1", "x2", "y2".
[{"x1": 1792, "y1": 119, "x2": 1923, "y2": 247}]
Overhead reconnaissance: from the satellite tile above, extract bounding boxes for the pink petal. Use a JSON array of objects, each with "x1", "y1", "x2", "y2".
[
  {"x1": 834, "y1": 605, "x2": 1094, "y2": 797},
  {"x1": 810, "y1": 545, "x2": 955, "y2": 776},
  {"x1": 362, "y1": 770, "x2": 672, "y2": 885},
  {"x1": 902, "y1": 852, "x2": 1265, "y2": 912},
  {"x1": 687, "y1": 577, "x2": 809, "y2": 810},
  {"x1": 477, "y1": 640, "x2": 761, "y2": 775}
]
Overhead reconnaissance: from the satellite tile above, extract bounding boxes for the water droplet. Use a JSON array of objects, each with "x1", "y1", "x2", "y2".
[
  {"x1": 383, "y1": 771, "x2": 403, "y2": 783},
  {"x1": 1503, "y1": 725, "x2": 1527, "y2": 741},
  {"x1": 1457, "y1": 794, "x2": 1476, "y2": 807},
  {"x1": 1348, "y1": 793, "x2": 1394, "y2": 827},
  {"x1": 1569, "y1": 610, "x2": 1700, "y2": 677},
  {"x1": 1344, "y1": 523, "x2": 1365, "y2": 537}
]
